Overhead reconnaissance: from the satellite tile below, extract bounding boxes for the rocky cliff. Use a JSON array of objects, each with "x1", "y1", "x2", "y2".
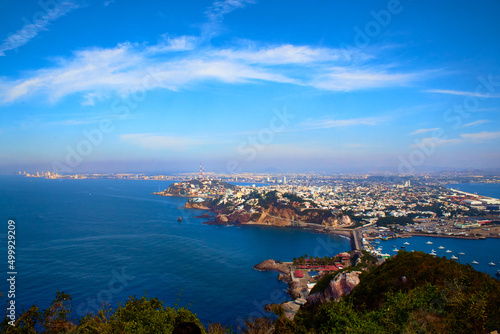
[
  {"x1": 307, "y1": 271, "x2": 361, "y2": 306},
  {"x1": 211, "y1": 204, "x2": 353, "y2": 228},
  {"x1": 253, "y1": 259, "x2": 290, "y2": 274},
  {"x1": 184, "y1": 202, "x2": 211, "y2": 210}
]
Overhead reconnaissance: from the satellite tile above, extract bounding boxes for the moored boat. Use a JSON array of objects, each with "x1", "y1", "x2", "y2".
[{"x1": 472, "y1": 260, "x2": 479, "y2": 265}]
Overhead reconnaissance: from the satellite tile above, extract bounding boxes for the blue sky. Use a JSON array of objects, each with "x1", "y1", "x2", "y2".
[{"x1": 1, "y1": 0, "x2": 499, "y2": 174}]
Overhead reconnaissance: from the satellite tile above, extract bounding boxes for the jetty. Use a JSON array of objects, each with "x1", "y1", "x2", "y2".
[{"x1": 351, "y1": 229, "x2": 364, "y2": 251}]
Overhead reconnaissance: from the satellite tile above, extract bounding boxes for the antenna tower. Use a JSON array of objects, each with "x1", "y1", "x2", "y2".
[{"x1": 199, "y1": 162, "x2": 205, "y2": 180}]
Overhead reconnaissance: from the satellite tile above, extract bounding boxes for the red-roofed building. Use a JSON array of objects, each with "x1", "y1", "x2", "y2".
[{"x1": 294, "y1": 270, "x2": 304, "y2": 278}]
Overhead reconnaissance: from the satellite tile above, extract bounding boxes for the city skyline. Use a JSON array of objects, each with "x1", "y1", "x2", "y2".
[{"x1": 1, "y1": 0, "x2": 500, "y2": 174}]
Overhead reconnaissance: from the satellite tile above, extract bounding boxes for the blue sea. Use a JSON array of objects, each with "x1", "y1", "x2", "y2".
[
  {"x1": 447, "y1": 182, "x2": 500, "y2": 199},
  {"x1": 378, "y1": 236, "x2": 500, "y2": 278},
  {"x1": 378, "y1": 182, "x2": 500, "y2": 278},
  {"x1": 0, "y1": 176, "x2": 349, "y2": 327}
]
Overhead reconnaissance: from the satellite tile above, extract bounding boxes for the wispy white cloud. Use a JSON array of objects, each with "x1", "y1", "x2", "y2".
[
  {"x1": 300, "y1": 116, "x2": 387, "y2": 130},
  {"x1": 312, "y1": 67, "x2": 423, "y2": 92},
  {"x1": 0, "y1": 38, "x2": 433, "y2": 104},
  {"x1": 410, "y1": 128, "x2": 440, "y2": 135},
  {"x1": 460, "y1": 131, "x2": 500, "y2": 141},
  {"x1": 104, "y1": 0, "x2": 115, "y2": 6},
  {"x1": 0, "y1": 1, "x2": 80, "y2": 56},
  {"x1": 212, "y1": 44, "x2": 369, "y2": 64},
  {"x1": 120, "y1": 133, "x2": 211, "y2": 150},
  {"x1": 462, "y1": 119, "x2": 490, "y2": 128},
  {"x1": 145, "y1": 35, "x2": 198, "y2": 53},
  {"x1": 202, "y1": 0, "x2": 255, "y2": 40},
  {"x1": 205, "y1": 0, "x2": 255, "y2": 21},
  {"x1": 424, "y1": 89, "x2": 500, "y2": 98}
]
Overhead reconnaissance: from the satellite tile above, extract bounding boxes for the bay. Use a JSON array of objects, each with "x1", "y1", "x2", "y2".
[
  {"x1": 446, "y1": 182, "x2": 500, "y2": 199},
  {"x1": 377, "y1": 236, "x2": 500, "y2": 278},
  {"x1": 0, "y1": 176, "x2": 349, "y2": 327}
]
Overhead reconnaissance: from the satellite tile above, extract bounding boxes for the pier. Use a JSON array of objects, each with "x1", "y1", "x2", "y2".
[{"x1": 351, "y1": 229, "x2": 363, "y2": 251}]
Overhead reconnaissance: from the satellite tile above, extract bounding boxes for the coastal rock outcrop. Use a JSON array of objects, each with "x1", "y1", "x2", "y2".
[
  {"x1": 215, "y1": 214, "x2": 229, "y2": 224},
  {"x1": 184, "y1": 202, "x2": 211, "y2": 210},
  {"x1": 253, "y1": 259, "x2": 290, "y2": 274},
  {"x1": 307, "y1": 271, "x2": 361, "y2": 305}
]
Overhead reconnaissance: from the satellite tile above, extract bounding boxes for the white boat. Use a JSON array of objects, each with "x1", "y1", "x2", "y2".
[
  {"x1": 472, "y1": 260, "x2": 479, "y2": 265},
  {"x1": 489, "y1": 262, "x2": 496, "y2": 266},
  {"x1": 393, "y1": 248, "x2": 399, "y2": 252},
  {"x1": 430, "y1": 249, "x2": 437, "y2": 256},
  {"x1": 451, "y1": 255, "x2": 458, "y2": 260},
  {"x1": 445, "y1": 250, "x2": 452, "y2": 253},
  {"x1": 426, "y1": 241, "x2": 433, "y2": 244},
  {"x1": 404, "y1": 242, "x2": 410, "y2": 245},
  {"x1": 459, "y1": 252, "x2": 465, "y2": 255},
  {"x1": 438, "y1": 246, "x2": 445, "y2": 249}
]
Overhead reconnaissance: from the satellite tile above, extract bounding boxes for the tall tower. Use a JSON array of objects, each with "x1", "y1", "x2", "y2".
[{"x1": 199, "y1": 163, "x2": 205, "y2": 180}]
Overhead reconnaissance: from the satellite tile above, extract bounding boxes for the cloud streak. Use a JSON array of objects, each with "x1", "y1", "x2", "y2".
[
  {"x1": 424, "y1": 89, "x2": 500, "y2": 98},
  {"x1": 299, "y1": 116, "x2": 387, "y2": 130},
  {"x1": 0, "y1": 39, "x2": 430, "y2": 104},
  {"x1": 0, "y1": 1, "x2": 80, "y2": 56},
  {"x1": 460, "y1": 131, "x2": 500, "y2": 141},
  {"x1": 410, "y1": 128, "x2": 440, "y2": 135},
  {"x1": 462, "y1": 119, "x2": 490, "y2": 127}
]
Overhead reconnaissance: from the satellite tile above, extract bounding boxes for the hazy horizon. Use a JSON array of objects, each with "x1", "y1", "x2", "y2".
[{"x1": 1, "y1": 1, "x2": 499, "y2": 174}]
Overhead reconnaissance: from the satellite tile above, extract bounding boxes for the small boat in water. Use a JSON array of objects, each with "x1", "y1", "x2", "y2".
[
  {"x1": 459, "y1": 252, "x2": 465, "y2": 255},
  {"x1": 451, "y1": 255, "x2": 458, "y2": 260},
  {"x1": 438, "y1": 246, "x2": 445, "y2": 249},
  {"x1": 393, "y1": 248, "x2": 399, "y2": 252},
  {"x1": 472, "y1": 260, "x2": 479, "y2": 265},
  {"x1": 489, "y1": 262, "x2": 496, "y2": 266},
  {"x1": 430, "y1": 249, "x2": 437, "y2": 256},
  {"x1": 404, "y1": 242, "x2": 410, "y2": 245},
  {"x1": 445, "y1": 250, "x2": 452, "y2": 253},
  {"x1": 426, "y1": 241, "x2": 433, "y2": 244}
]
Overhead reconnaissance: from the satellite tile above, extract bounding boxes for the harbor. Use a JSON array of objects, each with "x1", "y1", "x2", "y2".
[{"x1": 369, "y1": 235, "x2": 500, "y2": 278}]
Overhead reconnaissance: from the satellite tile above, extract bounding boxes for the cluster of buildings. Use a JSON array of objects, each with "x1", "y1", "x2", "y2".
[{"x1": 20, "y1": 170, "x2": 500, "y2": 224}]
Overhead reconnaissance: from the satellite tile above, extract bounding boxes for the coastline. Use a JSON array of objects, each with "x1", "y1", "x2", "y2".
[{"x1": 448, "y1": 187, "x2": 500, "y2": 201}]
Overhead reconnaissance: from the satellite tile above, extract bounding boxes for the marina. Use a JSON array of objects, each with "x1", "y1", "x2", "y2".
[{"x1": 374, "y1": 235, "x2": 500, "y2": 278}]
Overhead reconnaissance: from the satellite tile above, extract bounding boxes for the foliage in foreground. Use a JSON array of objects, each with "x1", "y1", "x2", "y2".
[
  {"x1": 1, "y1": 294, "x2": 228, "y2": 334},
  {"x1": 2, "y1": 251, "x2": 500, "y2": 333}
]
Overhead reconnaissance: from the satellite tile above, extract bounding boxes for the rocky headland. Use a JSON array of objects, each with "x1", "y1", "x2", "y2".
[{"x1": 306, "y1": 271, "x2": 361, "y2": 306}]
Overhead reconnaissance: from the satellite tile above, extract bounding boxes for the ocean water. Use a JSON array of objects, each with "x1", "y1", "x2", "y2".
[
  {"x1": 377, "y1": 183, "x2": 500, "y2": 278},
  {"x1": 0, "y1": 176, "x2": 349, "y2": 327},
  {"x1": 447, "y1": 182, "x2": 500, "y2": 199},
  {"x1": 377, "y1": 236, "x2": 500, "y2": 278}
]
